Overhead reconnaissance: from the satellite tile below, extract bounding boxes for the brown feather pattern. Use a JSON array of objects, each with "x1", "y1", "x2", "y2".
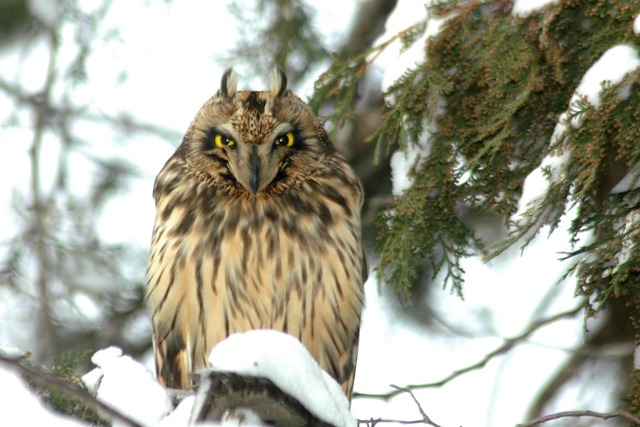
[{"x1": 146, "y1": 69, "x2": 366, "y2": 400}]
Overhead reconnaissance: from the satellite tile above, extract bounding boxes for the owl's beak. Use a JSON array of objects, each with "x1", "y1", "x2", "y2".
[
  {"x1": 230, "y1": 143, "x2": 278, "y2": 196},
  {"x1": 249, "y1": 147, "x2": 260, "y2": 196}
]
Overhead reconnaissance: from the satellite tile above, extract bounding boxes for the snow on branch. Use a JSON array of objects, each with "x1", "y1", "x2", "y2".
[{"x1": 0, "y1": 350, "x2": 142, "y2": 426}]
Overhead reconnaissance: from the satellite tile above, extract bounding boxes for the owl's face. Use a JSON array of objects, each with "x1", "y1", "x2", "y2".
[{"x1": 182, "y1": 69, "x2": 334, "y2": 198}]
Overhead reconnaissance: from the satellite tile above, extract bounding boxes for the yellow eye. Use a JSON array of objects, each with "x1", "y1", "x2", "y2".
[
  {"x1": 214, "y1": 134, "x2": 235, "y2": 148},
  {"x1": 275, "y1": 132, "x2": 294, "y2": 147}
]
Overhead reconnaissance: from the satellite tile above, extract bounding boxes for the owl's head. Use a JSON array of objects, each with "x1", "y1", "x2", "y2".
[{"x1": 182, "y1": 68, "x2": 335, "y2": 198}]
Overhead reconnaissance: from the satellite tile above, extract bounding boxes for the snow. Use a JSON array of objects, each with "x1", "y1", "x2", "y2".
[
  {"x1": 611, "y1": 210, "x2": 640, "y2": 272},
  {"x1": 219, "y1": 408, "x2": 268, "y2": 426},
  {"x1": 372, "y1": 2, "x2": 445, "y2": 197},
  {"x1": 83, "y1": 346, "x2": 171, "y2": 426},
  {"x1": 512, "y1": 147, "x2": 570, "y2": 223},
  {"x1": 390, "y1": 134, "x2": 431, "y2": 196},
  {"x1": 511, "y1": 0, "x2": 558, "y2": 17},
  {"x1": 573, "y1": 44, "x2": 640, "y2": 109},
  {"x1": 376, "y1": 13, "x2": 443, "y2": 96},
  {"x1": 208, "y1": 330, "x2": 356, "y2": 427},
  {"x1": 0, "y1": 365, "x2": 85, "y2": 426},
  {"x1": 634, "y1": 14, "x2": 640, "y2": 35},
  {"x1": 514, "y1": 44, "x2": 640, "y2": 223},
  {"x1": 611, "y1": 169, "x2": 640, "y2": 193},
  {"x1": 156, "y1": 397, "x2": 194, "y2": 427}
]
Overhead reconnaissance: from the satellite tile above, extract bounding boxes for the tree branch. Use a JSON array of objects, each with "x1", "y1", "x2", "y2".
[
  {"x1": 517, "y1": 409, "x2": 640, "y2": 426},
  {"x1": 354, "y1": 305, "x2": 583, "y2": 400},
  {"x1": 358, "y1": 418, "x2": 442, "y2": 426},
  {"x1": 0, "y1": 352, "x2": 143, "y2": 427},
  {"x1": 390, "y1": 385, "x2": 443, "y2": 427},
  {"x1": 29, "y1": 13, "x2": 61, "y2": 362}
]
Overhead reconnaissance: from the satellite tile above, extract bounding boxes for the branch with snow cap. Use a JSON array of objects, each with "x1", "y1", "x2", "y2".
[
  {"x1": 489, "y1": 44, "x2": 640, "y2": 258},
  {"x1": 193, "y1": 330, "x2": 356, "y2": 427}
]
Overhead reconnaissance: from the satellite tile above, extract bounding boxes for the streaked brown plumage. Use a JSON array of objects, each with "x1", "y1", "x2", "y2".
[{"x1": 146, "y1": 68, "x2": 366, "y2": 400}]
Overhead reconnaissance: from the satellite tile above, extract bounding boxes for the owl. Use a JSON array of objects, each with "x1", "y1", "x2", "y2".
[{"x1": 145, "y1": 68, "x2": 367, "y2": 401}]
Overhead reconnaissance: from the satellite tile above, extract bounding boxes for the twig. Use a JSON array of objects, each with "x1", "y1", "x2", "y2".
[
  {"x1": 0, "y1": 352, "x2": 143, "y2": 427},
  {"x1": 354, "y1": 305, "x2": 583, "y2": 400},
  {"x1": 358, "y1": 418, "x2": 438, "y2": 426},
  {"x1": 517, "y1": 409, "x2": 640, "y2": 426},
  {"x1": 391, "y1": 385, "x2": 443, "y2": 427}
]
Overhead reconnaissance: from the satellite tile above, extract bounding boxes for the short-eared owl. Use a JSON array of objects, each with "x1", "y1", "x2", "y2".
[{"x1": 146, "y1": 68, "x2": 366, "y2": 400}]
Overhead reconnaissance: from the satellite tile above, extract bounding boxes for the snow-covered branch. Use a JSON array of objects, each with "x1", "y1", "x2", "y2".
[{"x1": 0, "y1": 351, "x2": 142, "y2": 426}]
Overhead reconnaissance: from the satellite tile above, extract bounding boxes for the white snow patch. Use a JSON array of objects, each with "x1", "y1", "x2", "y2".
[
  {"x1": 88, "y1": 346, "x2": 171, "y2": 426},
  {"x1": 376, "y1": 17, "x2": 444, "y2": 96},
  {"x1": 611, "y1": 168, "x2": 640, "y2": 193},
  {"x1": 157, "y1": 396, "x2": 195, "y2": 427},
  {"x1": 635, "y1": 346, "x2": 640, "y2": 370},
  {"x1": 0, "y1": 365, "x2": 85, "y2": 426},
  {"x1": 511, "y1": 0, "x2": 558, "y2": 17},
  {"x1": 0, "y1": 347, "x2": 27, "y2": 359},
  {"x1": 613, "y1": 210, "x2": 640, "y2": 271},
  {"x1": 208, "y1": 330, "x2": 356, "y2": 427},
  {"x1": 368, "y1": 4, "x2": 446, "y2": 197},
  {"x1": 573, "y1": 44, "x2": 640, "y2": 109},
  {"x1": 512, "y1": 149, "x2": 570, "y2": 223},
  {"x1": 617, "y1": 82, "x2": 633, "y2": 101},
  {"x1": 634, "y1": 14, "x2": 640, "y2": 35},
  {"x1": 81, "y1": 366, "x2": 103, "y2": 395},
  {"x1": 390, "y1": 133, "x2": 431, "y2": 196},
  {"x1": 220, "y1": 408, "x2": 268, "y2": 426}
]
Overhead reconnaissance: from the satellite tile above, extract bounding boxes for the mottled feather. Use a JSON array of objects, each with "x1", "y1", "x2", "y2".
[{"x1": 146, "y1": 68, "x2": 366, "y2": 400}]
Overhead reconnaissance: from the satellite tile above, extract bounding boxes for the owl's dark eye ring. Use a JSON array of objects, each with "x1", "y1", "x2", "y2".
[
  {"x1": 214, "y1": 134, "x2": 235, "y2": 148},
  {"x1": 274, "y1": 132, "x2": 294, "y2": 147}
]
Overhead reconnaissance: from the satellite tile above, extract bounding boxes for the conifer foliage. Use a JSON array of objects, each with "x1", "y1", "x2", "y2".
[
  {"x1": 318, "y1": 3, "x2": 638, "y2": 302},
  {"x1": 314, "y1": 0, "x2": 640, "y2": 414}
]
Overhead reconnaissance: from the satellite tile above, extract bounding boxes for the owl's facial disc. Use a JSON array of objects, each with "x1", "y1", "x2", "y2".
[{"x1": 226, "y1": 139, "x2": 286, "y2": 197}]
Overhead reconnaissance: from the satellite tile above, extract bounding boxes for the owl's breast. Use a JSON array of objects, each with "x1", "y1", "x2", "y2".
[{"x1": 147, "y1": 171, "x2": 365, "y2": 377}]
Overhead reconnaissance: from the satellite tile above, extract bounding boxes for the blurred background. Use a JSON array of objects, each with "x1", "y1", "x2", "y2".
[
  {"x1": 0, "y1": 1, "x2": 635, "y2": 425},
  {"x1": 0, "y1": 0, "x2": 403, "y2": 368}
]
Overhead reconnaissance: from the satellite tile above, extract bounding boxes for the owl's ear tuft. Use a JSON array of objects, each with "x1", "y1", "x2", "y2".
[
  {"x1": 269, "y1": 67, "x2": 288, "y2": 98},
  {"x1": 220, "y1": 68, "x2": 238, "y2": 98}
]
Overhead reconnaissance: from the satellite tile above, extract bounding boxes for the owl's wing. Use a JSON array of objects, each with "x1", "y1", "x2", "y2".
[
  {"x1": 361, "y1": 246, "x2": 369, "y2": 283},
  {"x1": 152, "y1": 322, "x2": 192, "y2": 390},
  {"x1": 343, "y1": 247, "x2": 368, "y2": 400},
  {"x1": 341, "y1": 330, "x2": 360, "y2": 401}
]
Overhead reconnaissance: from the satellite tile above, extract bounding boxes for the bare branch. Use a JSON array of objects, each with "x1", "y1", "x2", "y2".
[
  {"x1": 517, "y1": 409, "x2": 640, "y2": 426},
  {"x1": 0, "y1": 352, "x2": 143, "y2": 427},
  {"x1": 358, "y1": 418, "x2": 440, "y2": 426},
  {"x1": 391, "y1": 385, "x2": 443, "y2": 427},
  {"x1": 354, "y1": 305, "x2": 583, "y2": 400}
]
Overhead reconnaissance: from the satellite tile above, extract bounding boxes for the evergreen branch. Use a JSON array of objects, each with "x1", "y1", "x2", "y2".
[
  {"x1": 367, "y1": 19, "x2": 428, "y2": 65},
  {"x1": 516, "y1": 409, "x2": 640, "y2": 426},
  {"x1": 0, "y1": 352, "x2": 143, "y2": 427},
  {"x1": 354, "y1": 305, "x2": 582, "y2": 400}
]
